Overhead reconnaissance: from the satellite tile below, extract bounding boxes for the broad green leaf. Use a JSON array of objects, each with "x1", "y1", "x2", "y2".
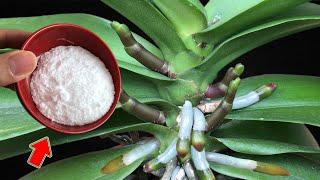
[
  {"x1": 0, "y1": 13, "x2": 172, "y2": 80},
  {"x1": 0, "y1": 69, "x2": 165, "y2": 142},
  {"x1": 227, "y1": 75, "x2": 320, "y2": 126},
  {"x1": 0, "y1": 87, "x2": 42, "y2": 141},
  {"x1": 101, "y1": 0, "x2": 187, "y2": 59},
  {"x1": 193, "y1": 3, "x2": 320, "y2": 84},
  {"x1": 198, "y1": 0, "x2": 308, "y2": 45},
  {"x1": 210, "y1": 153, "x2": 320, "y2": 180},
  {"x1": 152, "y1": 0, "x2": 207, "y2": 38},
  {"x1": 212, "y1": 120, "x2": 320, "y2": 155},
  {"x1": 213, "y1": 120, "x2": 319, "y2": 148},
  {"x1": 216, "y1": 138, "x2": 320, "y2": 155},
  {"x1": 21, "y1": 146, "x2": 141, "y2": 180},
  {"x1": 0, "y1": 120, "x2": 177, "y2": 160}
]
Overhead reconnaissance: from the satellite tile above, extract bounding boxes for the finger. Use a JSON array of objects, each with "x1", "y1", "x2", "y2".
[
  {"x1": 0, "y1": 50, "x2": 37, "y2": 86},
  {"x1": 0, "y1": 30, "x2": 32, "y2": 49}
]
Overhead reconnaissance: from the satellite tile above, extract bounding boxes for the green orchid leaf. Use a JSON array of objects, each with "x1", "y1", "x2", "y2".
[
  {"x1": 21, "y1": 146, "x2": 142, "y2": 180},
  {"x1": 213, "y1": 120, "x2": 319, "y2": 148},
  {"x1": 151, "y1": 0, "x2": 207, "y2": 38},
  {"x1": 0, "y1": 13, "x2": 172, "y2": 81},
  {"x1": 216, "y1": 138, "x2": 320, "y2": 155},
  {"x1": 0, "y1": 119, "x2": 177, "y2": 160},
  {"x1": 227, "y1": 75, "x2": 320, "y2": 127},
  {"x1": 210, "y1": 153, "x2": 320, "y2": 180},
  {"x1": 212, "y1": 120, "x2": 320, "y2": 155},
  {"x1": 198, "y1": 0, "x2": 308, "y2": 45},
  {"x1": 0, "y1": 87, "x2": 43, "y2": 141},
  {"x1": 101, "y1": 0, "x2": 187, "y2": 58},
  {"x1": 193, "y1": 3, "x2": 320, "y2": 84}
]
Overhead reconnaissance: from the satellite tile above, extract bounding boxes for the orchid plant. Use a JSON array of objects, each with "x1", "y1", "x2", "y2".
[{"x1": 1, "y1": 0, "x2": 320, "y2": 179}]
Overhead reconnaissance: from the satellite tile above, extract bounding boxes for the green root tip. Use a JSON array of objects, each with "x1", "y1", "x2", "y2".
[
  {"x1": 228, "y1": 78, "x2": 241, "y2": 93},
  {"x1": 111, "y1": 21, "x2": 121, "y2": 30},
  {"x1": 234, "y1": 63, "x2": 245, "y2": 76},
  {"x1": 111, "y1": 21, "x2": 130, "y2": 36}
]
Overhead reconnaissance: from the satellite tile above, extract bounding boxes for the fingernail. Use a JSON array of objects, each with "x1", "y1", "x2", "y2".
[{"x1": 9, "y1": 51, "x2": 37, "y2": 76}]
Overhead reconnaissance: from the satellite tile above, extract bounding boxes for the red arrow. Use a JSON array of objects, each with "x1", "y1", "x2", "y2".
[{"x1": 27, "y1": 136, "x2": 52, "y2": 168}]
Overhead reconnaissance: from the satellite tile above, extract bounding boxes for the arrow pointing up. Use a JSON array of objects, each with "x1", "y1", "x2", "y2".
[{"x1": 27, "y1": 136, "x2": 52, "y2": 168}]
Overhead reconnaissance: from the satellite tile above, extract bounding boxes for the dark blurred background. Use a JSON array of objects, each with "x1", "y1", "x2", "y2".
[{"x1": 1, "y1": 0, "x2": 319, "y2": 179}]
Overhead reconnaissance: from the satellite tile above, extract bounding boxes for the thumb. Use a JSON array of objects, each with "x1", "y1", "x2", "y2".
[{"x1": 0, "y1": 50, "x2": 37, "y2": 86}]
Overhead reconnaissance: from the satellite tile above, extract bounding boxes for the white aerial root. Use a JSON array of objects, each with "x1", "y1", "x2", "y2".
[
  {"x1": 170, "y1": 166, "x2": 186, "y2": 180},
  {"x1": 158, "y1": 138, "x2": 178, "y2": 164},
  {"x1": 161, "y1": 159, "x2": 177, "y2": 180},
  {"x1": 151, "y1": 168, "x2": 165, "y2": 177},
  {"x1": 123, "y1": 139, "x2": 160, "y2": 165},
  {"x1": 183, "y1": 160, "x2": 197, "y2": 180},
  {"x1": 232, "y1": 91, "x2": 260, "y2": 110},
  {"x1": 198, "y1": 83, "x2": 277, "y2": 113},
  {"x1": 193, "y1": 108, "x2": 207, "y2": 131},
  {"x1": 206, "y1": 152, "x2": 257, "y2": 170},
  {"x1": 144, "y1": 138, "x2": 178, "y2": 172},
  {"x1": 191, "y1": 147, "x2": 210, "y2": 171},
  {"x1": 206, "y1": 152, "x2": 290, "y2": 176},
  {"x1": 179, "y1": 101, "x2": 194, "y2": 139}
]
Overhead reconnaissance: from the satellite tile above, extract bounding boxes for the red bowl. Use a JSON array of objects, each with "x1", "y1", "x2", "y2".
[{"x1": 17, "y1": 23, "x2": 121, "y2": 134}]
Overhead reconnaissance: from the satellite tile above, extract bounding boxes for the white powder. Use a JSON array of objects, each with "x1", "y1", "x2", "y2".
[{"x1": 30, "y1": 46, "x2": 115, "y2": 126}]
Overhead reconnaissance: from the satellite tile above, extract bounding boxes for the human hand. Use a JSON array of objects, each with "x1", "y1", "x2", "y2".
[{"x1": 0, "y1": 30, "x2": 37, "y2": 86}]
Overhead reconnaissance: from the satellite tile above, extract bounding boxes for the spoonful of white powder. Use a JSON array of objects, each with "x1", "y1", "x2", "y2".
[{"x1": 30, "y1": 46, "x2": 115, "y2": 126}]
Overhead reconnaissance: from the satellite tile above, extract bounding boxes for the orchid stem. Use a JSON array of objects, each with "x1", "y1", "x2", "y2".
[
  {"x1": 120, "y1": 90, "x2": 166, "y2": 124},
  {"x1": 111, "y1": 21, "x2": 175, "y2": 78}
]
